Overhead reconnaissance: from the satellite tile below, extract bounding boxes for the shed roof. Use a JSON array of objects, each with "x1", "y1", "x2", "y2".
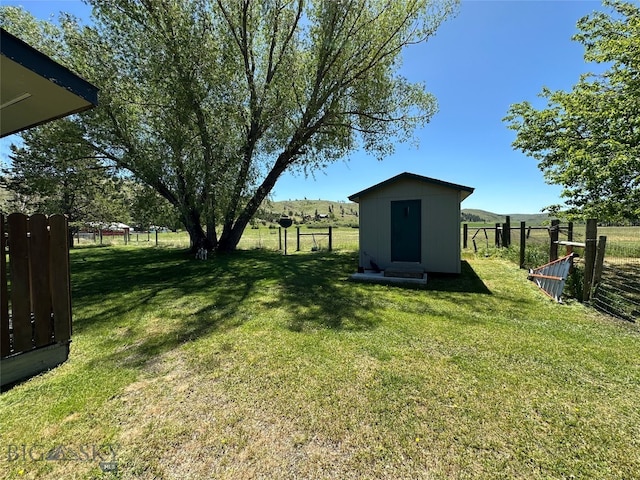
[
  {"x1": 348, "y1": 172, "x2": 474, "y2": 203},
  {"x1": 1, "y1": 28, "x2": 99, "y2": 138}
]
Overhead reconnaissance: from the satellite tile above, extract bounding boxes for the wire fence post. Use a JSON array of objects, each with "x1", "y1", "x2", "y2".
[
  {"x1": 583, "y1": 219, "x2": 598, "y2": 302},
  {"x1": 567, "y1": 222, "x2": 574, "y2": 242},
  {"x1": 284, "y1": 228, "x2": 288, "y2": 255},
  {"x1": 549, "y1": 220, "x2": 560, "y2": 262},
  {"x1": 503, "y1": 216, "x2": 511, "y2": 248},
  {"x1": 592, "y1": 235, "x2": 607, "y2": 288},
  {"x1": 519, "y1": 221, "x2": 526, "y2": 269}
]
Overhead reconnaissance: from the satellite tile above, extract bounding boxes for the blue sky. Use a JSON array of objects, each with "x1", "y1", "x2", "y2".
[{"x1": 1, "y1": 0, "x2": 607, "y2": 213}]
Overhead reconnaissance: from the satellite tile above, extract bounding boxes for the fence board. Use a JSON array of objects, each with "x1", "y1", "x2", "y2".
[
  {"x1": 49, "y1": 215, "x2": 71, "y2": 342},
  {"x1": 8, "y1": 213, "x2": 32, "y2": 353},
  {"x1": 29, "y1": 214, "x2": 53, "y2": 347},
  {"x1": 1, "y1": 215, "x2": 9, "y2": 357}
]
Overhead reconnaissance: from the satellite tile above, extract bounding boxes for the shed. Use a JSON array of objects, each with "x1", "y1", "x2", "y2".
[{"x1": 348, "y1": 172, "x2": 474, "y2": 275}]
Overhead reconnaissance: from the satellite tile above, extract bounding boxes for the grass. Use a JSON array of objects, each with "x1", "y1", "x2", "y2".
[{"x1": 1, "y1": 245, "x2": 639, "y2": 479}]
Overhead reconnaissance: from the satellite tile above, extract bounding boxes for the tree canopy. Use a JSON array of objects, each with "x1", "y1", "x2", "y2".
[
  {"x1": 2, "y1": 0, "x2": 458, "y2": 251},
  {"x1": 504, "y1": 0, "x2": 640, "y2": 222},
  {"x1": 1, "y1": 119, "x2": 129, "y2": 228}
]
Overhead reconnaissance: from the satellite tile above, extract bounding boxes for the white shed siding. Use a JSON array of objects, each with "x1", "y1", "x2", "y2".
[{"x1": 357, "y1": 178, "x2": 464, "y2": 274}]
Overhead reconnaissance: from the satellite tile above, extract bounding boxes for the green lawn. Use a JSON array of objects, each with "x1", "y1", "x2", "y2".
[{"x1": 1, "y1": 246, "x2": 638, "y2": 479}]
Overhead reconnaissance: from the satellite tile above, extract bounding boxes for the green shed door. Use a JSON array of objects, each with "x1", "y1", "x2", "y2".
[{"x1": 390, "y1": 199, "x2": 421, "y2": 262}]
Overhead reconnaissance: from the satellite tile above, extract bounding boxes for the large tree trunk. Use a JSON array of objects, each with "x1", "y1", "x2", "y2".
[
  {"x1": 68, "y1": 226, "x2": 76, "y2": 250},
  {"x1": 206, "y1": 219, "x2": 218, "y2": 251},
  {"x1": 182, "y1": 206, "x2": 212, "y2": 253},
  {"x1": 216, "y1": 219, "x2": 247, "y2": 253},
  {"x1": 216, "y1": 155, "x2": 292, "y2": 252}
]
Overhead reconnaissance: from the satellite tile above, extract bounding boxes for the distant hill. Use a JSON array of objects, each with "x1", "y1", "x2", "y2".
[
  {"x1": 461, "y1": 209, "x2": 556, "y2": 226},
  {"x1": 265, "y1": 199, "x2": 358, "y2": 215},
  {"x1": 256, "y1": 199, "x2": 360, "y2": 227},
  {"x1": 258, "y1": 199, "x2": 554, "y2": 227}
]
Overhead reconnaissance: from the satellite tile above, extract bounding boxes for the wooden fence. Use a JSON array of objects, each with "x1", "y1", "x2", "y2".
[
  {"x1": 1, "y1": 213, "x2": 72, "y2": 388},
  {"x1": 463, "y1": 218, "x2": 606, "y2": 303}
]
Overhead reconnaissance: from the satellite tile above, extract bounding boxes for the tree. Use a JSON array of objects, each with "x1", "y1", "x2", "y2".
[
  {"x1": 0, "y1": 185, "x2": 10, "y2": 215},
  {"x1": 2, "y1": 0, "x2": 458, "y2": 252},
  {"x1": 128, "y1": 182, "x2": 181, "y2": 231},
  {"x1": 1, "y1": 120, "x2": 129, "y2": 235},
  {"x1": 504, "y1": 0, "x2": 640, "y2": 222}
]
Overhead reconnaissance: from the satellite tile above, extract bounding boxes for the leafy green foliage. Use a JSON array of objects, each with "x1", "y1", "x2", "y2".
[
  {"x1": 1, "y1": 0, "x2": 458, "y2": 252},
  {"x1": 1, "y1": 120, "x2": 128, "y2": 227},
  {"x1": 0, "y1": 184, "x2": 10, "y2": 214},
  {"x1": 504, "y1": 0, "x2": 640, "y2": 222},
  {"x1": 128, "y1": 183, "x2": 181, "y2": 231}
]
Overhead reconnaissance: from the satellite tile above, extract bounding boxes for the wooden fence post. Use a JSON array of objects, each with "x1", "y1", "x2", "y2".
[
  {"x1": 463, "y1": 223, "x2": 468, "y2": 249},
  {"x1": 296, "y1": 227, "x2": 300, "y2": 251},
  {"x1": 519, "y1": 221, "x2": 526, "y2": 269},
  {"x1": 278, "y1": 227, "x2": 282, "y2": 250},
  {"x1": 495, "y1": 223, "x2": 501, "y2": 248},
  {"x1": 503, "y1": 216, "x2": 511, "y2": 248},
  {"x1": 567, "y1": 222, "x2": 574, "y2": 242},
  {"x1": 328, "y1": 226, "x2": 333, "y2": 251},
  {"x1": 582, "y1": 219, "x2": 598, "y2": 302},
  {"x1": 1, "y1": 214, "x2": 9, "y2": 357},
  {"x1": 549, "y1": 219, "x2": 560, "y2": 262}
]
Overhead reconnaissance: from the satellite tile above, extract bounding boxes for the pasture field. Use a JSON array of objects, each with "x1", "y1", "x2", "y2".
[
  {"x1": 83, "y1": 224, "x2": 640, "y2": 259},
  {"x1": 0, "y1": 242, "x2": 638, "y2": 479},
  {"x1": 598, "y1": 226, "x2": 640, "y2": 259},
  {"x1": 81, "y1": 225, "x2": 361, "y2": 252},
  {"x1": 464, "y1": 224, "x2": 640, "y2": 259}
]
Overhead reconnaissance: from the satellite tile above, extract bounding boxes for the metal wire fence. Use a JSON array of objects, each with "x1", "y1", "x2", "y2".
[
  {"x1": 463, "y1": 223, "x2": 639, "y2": 321},
  {"x1": 79, "y1": 224, "x2": 639, "y2": 322},
  {"x1": 73, "y1": 226, "x2": 361, "y2": 252},
  {"x1": 592, "y1": 227, "x2": 640, "y2": 322}
]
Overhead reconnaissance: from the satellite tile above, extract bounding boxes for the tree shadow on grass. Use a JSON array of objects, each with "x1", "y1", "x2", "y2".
[
  {"x1": 69, "y1": 247, "x2": 379, "y2": 371},
  {"x1": 263, "y1": 251, "x2": 380, "y2": 332}
]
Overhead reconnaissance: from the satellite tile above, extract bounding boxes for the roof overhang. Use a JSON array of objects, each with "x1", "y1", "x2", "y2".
[
  {"x1": 0, "y1": 28, "x2": 98, "y2": 138},
  {"x1": 348, "y1": 172, "x2": 475, "y2": 203}
]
